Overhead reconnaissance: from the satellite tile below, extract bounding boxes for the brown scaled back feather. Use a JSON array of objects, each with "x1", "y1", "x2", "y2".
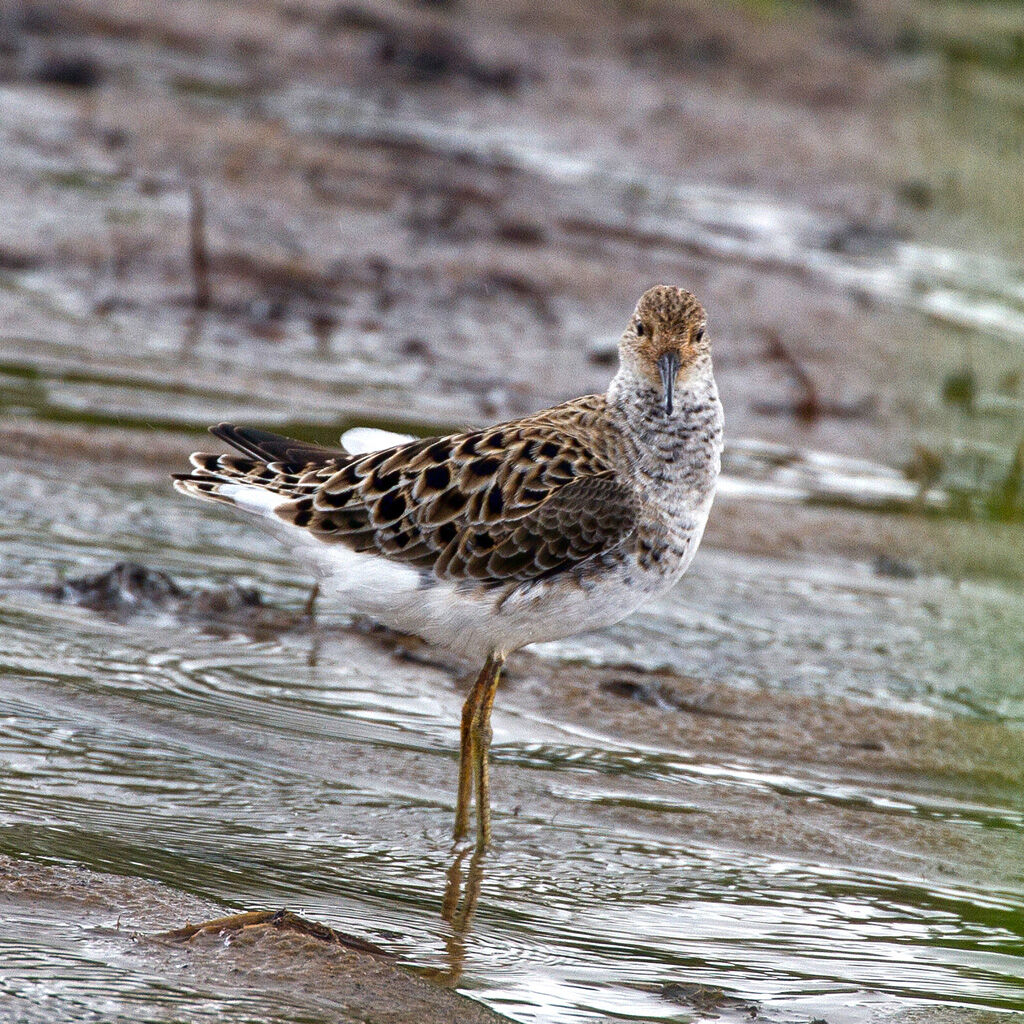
[{"x1": 173, "y1": 396, "x2": 641, "y2": 587}]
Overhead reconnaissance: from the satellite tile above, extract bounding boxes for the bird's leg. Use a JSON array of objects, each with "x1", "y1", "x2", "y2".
[
  {"x1": 453, "y1": 843, "x2": 486, "y2": 931},
  {"x1": 470, "y1": 651, "x2": 505, "y2": 848},
  {"x1": 442, "y1": 844, "x2": 469, "y2": 922},
  {"x1": 454, "y1": 659, "x2": 490, "y2": 841}
]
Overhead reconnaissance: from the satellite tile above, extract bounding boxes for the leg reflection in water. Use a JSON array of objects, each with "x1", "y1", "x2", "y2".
[{"x1": 436, "y1": 843, "x2": 488, "y2": 987}]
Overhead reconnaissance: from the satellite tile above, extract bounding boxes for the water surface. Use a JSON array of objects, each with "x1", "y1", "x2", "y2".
[{"x1": 2, "y1": 458, "x2": 1023, "y2": 1023}]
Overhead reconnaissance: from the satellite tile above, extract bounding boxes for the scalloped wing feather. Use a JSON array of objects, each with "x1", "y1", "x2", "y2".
[{"x1": 175, "y1": 396, "x2": 639, "y2": 587}]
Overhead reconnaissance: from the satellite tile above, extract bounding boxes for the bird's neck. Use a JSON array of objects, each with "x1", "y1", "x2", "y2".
[{"x1": 606, "y1": 357, "x2": 724, "y2": 509}]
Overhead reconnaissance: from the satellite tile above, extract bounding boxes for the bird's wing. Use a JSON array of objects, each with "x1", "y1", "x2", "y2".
[
  {"x1": 292, "y1": 410, "x2": 639, "y2": 585},
  {"x1": 176, "y1": 407, "x2": 639, "y2": 586},
  {"x1": 436, "y1": 472, "x2": 640, "y2": 583}
]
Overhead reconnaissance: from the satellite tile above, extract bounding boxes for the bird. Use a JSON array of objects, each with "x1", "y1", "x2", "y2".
[{"x1": 173, "y1": 285, "x2": 724, "y2": 848}]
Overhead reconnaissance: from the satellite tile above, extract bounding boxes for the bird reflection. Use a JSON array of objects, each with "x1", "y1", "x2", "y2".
[{"x1": 437, "y1": 842, "x2": 487, "y2": 986}]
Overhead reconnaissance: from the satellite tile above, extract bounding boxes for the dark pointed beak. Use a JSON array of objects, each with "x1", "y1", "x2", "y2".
[{"x1": 657, "y1": 351, "x2": 679, "y2": 416}]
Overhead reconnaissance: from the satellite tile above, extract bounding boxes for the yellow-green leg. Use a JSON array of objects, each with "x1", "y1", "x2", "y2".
[
  {"x1": 471, "y1": 652, "x2": 504, "y2": 847},
  {"x1": 453, "y1": 651, "x2": 504, "y2": 845},
  {"x1": 454, "y1": 669, "x2": 483, "y2": 842}
]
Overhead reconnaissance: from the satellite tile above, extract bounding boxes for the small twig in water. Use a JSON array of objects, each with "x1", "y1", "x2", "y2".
[
  {"x1": 188, "y1": 184, "x2": 211, "y2": 311},
  {"x1": 302, "y1": 583, "x2": 320, "y2": 620},
  {"x1": 763, "y1": 329, "x2": 821, "y2": 422},
  {"x1": 310, "y1": 312, "x2": 336, "y2": 356}
]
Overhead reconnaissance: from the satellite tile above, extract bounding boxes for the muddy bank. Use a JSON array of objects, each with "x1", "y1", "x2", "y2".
[{"x1": 0, "y1": 856, "x2": 511, "y2": 1024}]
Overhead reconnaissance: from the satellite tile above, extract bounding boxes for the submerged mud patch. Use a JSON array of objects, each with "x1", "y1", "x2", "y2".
[{"x1": 47, "y1": 560, "x2": 314, "y2": 636}]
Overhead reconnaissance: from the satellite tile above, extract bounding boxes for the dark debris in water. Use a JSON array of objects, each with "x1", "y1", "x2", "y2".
[
  {"x1": 33, "y1": 55, "x2": 102, "y2": 89},
  {"x1": 600, "y1": 678, "x2": 662, "y2": 705},
  {"x1": 48, "y1": 561, "x2": 312, "y2": 636},
  {"x1": 599, "y1": 673, "x2": 759, "y2": 722},
  {"x1": 161, "y1": 909, "x2": 394, "y2": 958},
  {"x1": 375, "y1": 25, "x2": 526, "y2": 93},
  {"x1": 942, "y1": 368, "x2": 977, "y2": 411},
  {"x1": 822, "y1": 219, "x2": 906, "y2": 256},
  {"x1": 661, "y1": 982, "x2": 757, "y2": 1016},
  {"x1": 872, "y1": 554, "x2": 918, "y2": 580}
]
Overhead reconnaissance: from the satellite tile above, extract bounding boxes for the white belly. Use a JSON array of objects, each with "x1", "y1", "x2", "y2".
[
  {"x1": 321, "y1": 554, "x2": 660, "y2": 660},
  {"x1": 223, "y1": 471, "x2": 716, "y2": 661},
  {"x1": 318, "y1": 503, "x2": 711, "y2": 660}
]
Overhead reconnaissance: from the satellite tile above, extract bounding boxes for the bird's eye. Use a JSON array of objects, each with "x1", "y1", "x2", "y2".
[
  {"x1": 635, "y1": 321, "x2": 645, "y2": 337},
  {"x1": 694, "y1": 327, "x2": 706, "y2": 344}
]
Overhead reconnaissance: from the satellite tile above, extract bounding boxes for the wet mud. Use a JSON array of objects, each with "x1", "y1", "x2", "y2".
[
  {"x1": 47, "y1": 560, "x2": 315, "y2": 636},
  {"x1": 0, "y1": 857, "x2": 511, "y2": 1024},
  {"x1": 3, "y1": 0, "x2": 1024, "y2": 1022}
]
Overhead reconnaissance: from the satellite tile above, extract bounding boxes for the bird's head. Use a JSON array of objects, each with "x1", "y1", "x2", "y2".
[{"x1": 617, "y1": 285, "x2": 710, "y2": 416}]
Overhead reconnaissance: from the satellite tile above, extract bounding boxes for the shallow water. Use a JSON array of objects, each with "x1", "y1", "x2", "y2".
[{"x1": 2, "y1": 458, "x2": 1024, "y2": 1023}]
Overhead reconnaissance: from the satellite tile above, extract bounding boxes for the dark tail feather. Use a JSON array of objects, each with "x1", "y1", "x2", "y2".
[{"x1": 210, "y1": 423, "x2": 346, "y2": 465}]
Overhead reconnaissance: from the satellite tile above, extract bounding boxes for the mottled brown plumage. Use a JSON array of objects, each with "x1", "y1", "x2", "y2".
[{"x1": 180, "y1": 396, "x2": 637, "y2": 588}]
